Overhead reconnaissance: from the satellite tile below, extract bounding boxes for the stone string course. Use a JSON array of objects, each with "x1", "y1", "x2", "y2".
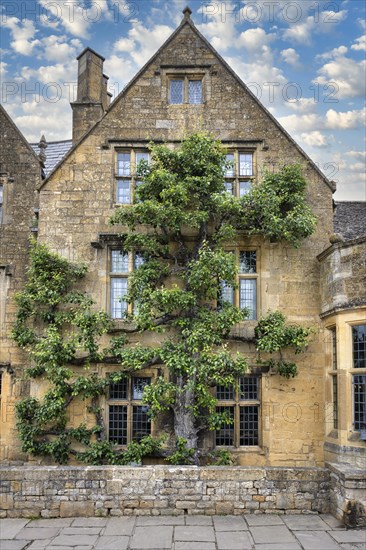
[{"x1": 0, "y1": 466, "x2": 331, "y2": 519}]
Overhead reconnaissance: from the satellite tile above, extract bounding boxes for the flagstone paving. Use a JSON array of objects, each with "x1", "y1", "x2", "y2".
[{"x1": 0, "y1": 514, "x2": 365, "y2": 550}]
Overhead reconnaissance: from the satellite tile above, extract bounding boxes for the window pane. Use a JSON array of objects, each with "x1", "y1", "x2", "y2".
[
  {"x1": 239, "y1": 153, "x2": 253, "y2": 176},
  {"x1": 216, "y1": 385, "x2": 234, "y2": 400},
  {"x1": 239, "y1": 251, "x2": 256, "y2": 274},
  {"x1": 116, "y1": 179, "x2": 131, "y2": 204},
  {"x1": 239, "y1": 181, "x2": 251, "y2": 197},
  {"x1": 332, "y1": 376, "x2": 338, "y2": 429},
  {"x1": 170, "y1": 80, "x2": 183, "y2": 104},
  {"x1": 331, "y1": 327, "x2": 337, "y2": 370},
  {"x1": 224, "y1": 181, "x2": 234, "y2": 194},
  {"x1": 0, "y1": 185, "x2": 3, "y2": 202},
  {"x1": 219, "y1": 282, "x2": 234, "y2": 305},
  {"x1": 117, "y1": 152, "x2": 131, "y2": 176},
  {"x1": 111, "y1": 278, "x2": 128, "y2": 319},
  {"x1": 353, "y1": 375, "x2": 366, "y2": 430},
  {"x1": 188, "y1": 80, "x2": 202, "y2": 104},
  {"x1": 135, "y1": 152, "x2": 150, "y2": 178},
  {"x1": 239, "y1": 279, "x2": 256, "y2": 319},
  {"x1": 136, "y1": 152, "x2": 149, "y2": 165},
  {"x1": 111, "y1": 250, "x2": 128, "y2": 272},
  {"x1": 132, "y1": 405, "x2": 151, "y2": 440},
  {"x1": 225, "y1": 154, "x2": 234, "y2": 177},
  {"x1": 109, "y1": 405, "x2": 127, "y2": 445},
  {"x1": 216, "y1": 406, "x2": 234, "y2": 446},
  {"x1": 240, "y1": 405, "x2": 258, "y2": 445},
  {"x1": 134, "y1": 252, "x2": 145, "y2": 269},
  {"x1": 109, "y1": 378, "x2": 128, "y2": 400},
  {"x1": 240, "y1": 377, "x2": 259, "y2": 400},
  {"x1": 353, "y1": 325, "x2": 366, "y2": 368},
  {"x1": 132, "y1": 377, "x2": 150, "y2": 400}
]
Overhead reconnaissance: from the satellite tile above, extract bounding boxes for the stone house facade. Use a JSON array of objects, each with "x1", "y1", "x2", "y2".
[
  {"x1": 0, "y1": 104, "x2": 42, "y2": 460},
  {"x1": 0, "y1": 8, "x2": 365, "y2": 472}
]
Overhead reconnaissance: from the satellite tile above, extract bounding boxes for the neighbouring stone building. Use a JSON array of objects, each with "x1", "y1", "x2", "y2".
[{"x1": 0, "y1": 7, "x2": 365, "y2": 522}]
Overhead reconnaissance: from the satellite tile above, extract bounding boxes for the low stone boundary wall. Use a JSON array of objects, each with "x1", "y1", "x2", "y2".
[
  {"x1": 0, "y1": 466, "x2": 330, "y2": 518},
  {"x1": 328, "y1": 462, "x2": 366, "y2": 528}
]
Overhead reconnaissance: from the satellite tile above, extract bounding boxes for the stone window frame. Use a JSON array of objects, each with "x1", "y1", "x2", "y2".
[
  {"x1": 109, "y1": 249, "x2": 144, "y2": 319},
  {"x1": 325, "y1": 316, "x2": 366, "y2": 442},
  {"x1": 215, "y1": 375, "x2": 261, "y2": 448},
  {"x1": 351, "y1": 324, "x2": 366, "y2": 432},
  {"x1": 224, "y1": 150, "x2": 256, "y2": 197},
  {"x1": 218, "y1": 247, "x2": 259, "y2": 321},
  {"x1": 164, "y1": 68, "x2": 206, "y2": 105},
  {"x1": 327, "y1": 326, "x2": 339, "y2": 433},
  {"x1": 168, "y1": 75, "x2": 204, "y2": 104},
  {"x1": 114, "y1": 148, "x2": 150, "y2": 205},
  {"x1": 104, "y1": 370, "x2": 156, "y2": 446}
]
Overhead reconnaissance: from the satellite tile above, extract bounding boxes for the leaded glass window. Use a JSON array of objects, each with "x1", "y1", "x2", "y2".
[
  {"x1": 170, "y1": 80, "x2": 184, "y2": 104},
  {"x1": 353, "y1": 375, "x2": 366, "y2": 431},
  {"x1": 216, "y1": 376, "x2": 260, "y2": 447},
  {"x1": 188, "y1": 80, "x2": 202, "y2": 103},
  {"x1": 353, "y1": 325, "x2": 366, "y2": 369},
  {"x1": 108, "y1": 376, "x2": 152, "y2": 445}
]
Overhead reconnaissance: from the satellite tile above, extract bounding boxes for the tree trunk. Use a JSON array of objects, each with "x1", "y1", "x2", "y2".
[{"x1": 174, "y1": 379, "x2": 199, "y2": 464}]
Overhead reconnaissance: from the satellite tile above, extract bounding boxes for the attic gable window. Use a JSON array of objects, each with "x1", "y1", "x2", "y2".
[{"x1": 169, "y1": 76, "x2": 203, "y2": 104}]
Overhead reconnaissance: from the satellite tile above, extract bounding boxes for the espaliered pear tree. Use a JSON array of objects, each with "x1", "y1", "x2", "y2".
[{"x1": 109, "y1": 132, "x2": 316, "y2": 462}]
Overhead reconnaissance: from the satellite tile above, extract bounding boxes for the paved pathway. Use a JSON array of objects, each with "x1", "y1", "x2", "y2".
[{"x1": 1, "y1": 514, "x2": 365, "y2": 550}]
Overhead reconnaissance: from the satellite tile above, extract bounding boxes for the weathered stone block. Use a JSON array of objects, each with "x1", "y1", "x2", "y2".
[{"x1": 60, "y1": 501, "x2": 95, "y2": 517}]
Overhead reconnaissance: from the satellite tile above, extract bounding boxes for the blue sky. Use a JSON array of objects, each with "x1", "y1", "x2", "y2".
[{"x1": 1, "y1": 0, "x2": 365, "y2": 200}]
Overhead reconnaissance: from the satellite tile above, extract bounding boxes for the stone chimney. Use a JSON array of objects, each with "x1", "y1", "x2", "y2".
[{"x1": 70, "y1": 48, "x2": 111, "y2": 143}]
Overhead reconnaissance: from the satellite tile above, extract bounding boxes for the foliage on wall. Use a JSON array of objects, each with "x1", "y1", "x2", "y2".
[{"x1": 13, "y1": 133, "x2": 315, "y2": 464}]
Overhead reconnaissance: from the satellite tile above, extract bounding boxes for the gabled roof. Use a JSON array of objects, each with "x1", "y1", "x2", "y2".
[
  {"x1": 0, "y1": 104, "x2": 42, "y2": 165},
  {"x1": 31, "y1": 140, "x2": 72, "y2": 177},
  {"x1": 41, "y1": 7, "x2": 334, "y2": 191},
  {"x1": 334, "y1": 202, "x2": 366, "y2": 240}
]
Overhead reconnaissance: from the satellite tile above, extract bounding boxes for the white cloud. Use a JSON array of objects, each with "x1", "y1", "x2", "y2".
[
  {"x1": 226, "y1": 55, "x2": 287, "y2": 108},
  {"x1": 114, "y1": 37, "x2": 135, "y2": 53},
  {"x1": 317, "y1": 45, "x2": 348, "y2": 60},
  {"x1": 283, "y1": 10, "x2": 347, "y2": 45},
  {"x1": 111, "y1": 21, "x2": 173, "y2": 67},
  {"x1": 349, "y1": 162, "x2": 366, "y2": 172},
  {"x1": 2, "y1": 17, "x2": 40, "y2": 55},
  {"x1": 280, "y1": 48, "x2": 300, "y2": 67},
  {"x1": 346, "y1": 151, "x2": 366, "y2": 159},
  {"x1": 357, "y1": 18, "x2": 366, "y2": 31},
  {"x1": 351, "y1": 34, "x2": 366, "y2": 51},
  {"x1": 10, "y1": 96, "x2": 73, "y2": 142},
  {"x1": 325, "y1": 108, "x2": 366, "y2": 129},
  {"x1": 38, "y1": 36, "x2": 83, "y2": 63},
  {"x1": 286, "y1": 98, "x2": 317, "y2": 114},
  {"x1": 314, "y1": 56, "x2": 366, "y2": 99},
  {"x1": 281, "y1": 107, "x2": 366, "y2": 134},
  {"x1": 237, "y1": 28, "x2": 275, "y2": 51},
  {"x1": 38, "y1": 0, "x2": 113, "y2": 38},
  {"x1": 0, "y1": 62, "x2": 8, "y2": 76},
  {"x1": 104, "y1": 55, "x2": 137, "y2": 98},
  {"x1": 300, "y1": 131, "x2": 332, "y2": 148},
  {"x1": 197, "y1": 2, "x2": 239, "y2": 52},
  {"x1": 278, "y1": 113, "x2": 321, "y2": 133}
]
